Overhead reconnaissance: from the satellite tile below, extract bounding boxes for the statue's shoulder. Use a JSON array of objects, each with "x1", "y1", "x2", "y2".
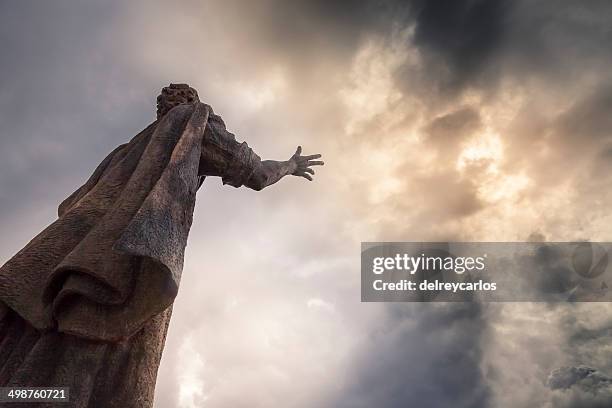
[
  {"x1": 165, "y1": 102, "x2": 197, "y2": 118},
  {"x1": 159, "y1": 103, "x2": 214, "y2": 136},
  {"x1": 166, "y1": 102, "x2": 215, "y2": 120}
]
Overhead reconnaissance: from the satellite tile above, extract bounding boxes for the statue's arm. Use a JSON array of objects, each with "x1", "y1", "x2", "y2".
[
  {"x1": 244, "y1": 147, "x2": 324, "y2": 191},
  {"x1": 200, "y1": 109, "x2": 323, "y2": 190}
]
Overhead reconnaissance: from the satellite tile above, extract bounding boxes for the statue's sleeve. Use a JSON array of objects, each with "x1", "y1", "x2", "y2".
[{"x1": 200, "y1": 111, "x2": 261, "y2": 187}]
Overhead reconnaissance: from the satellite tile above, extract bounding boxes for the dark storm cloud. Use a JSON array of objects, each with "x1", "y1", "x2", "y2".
[
  {"x1": 530, "y1": 245, "x2": 576, "y2": 296},
  {"x1": 409, "y1": 0, "x2": 510, "y2": 88},
  {"x1": 194, "y1": 0, "x2": 612, "y2": 99},
  {"x1": 547, "y1": 366, "x2": 611, "y2": 391},
  {"x1": 506, "y1": 1, "x2": 612, "y2": 81},
  {"x1": 405, "y1": 0, "x2": 612, "y2": 91},
  {"x1": 526, "y1": 310, "x2": 612, "y2": 408},
  {"x1": 568, "y1": 323, "x2": 612, "y2": 348},
  {"x1": 547, "y1": 366, "x2": 612, "y2": 408},
  {"x1": 247, "y1": 0, "x2": 510, "y2": 90},
  {"x1": 556, "y1": 86, "x2": 612, "y2": 143},
  {"x1": 222, "y1": 0, "x2": 612, "y2": 95},
  {"x1": 561, "y1": 313, "x2": 612, "y2": 375},
  {"x1": 328, "y1": 303, "x2": 491, "y2": 408}
]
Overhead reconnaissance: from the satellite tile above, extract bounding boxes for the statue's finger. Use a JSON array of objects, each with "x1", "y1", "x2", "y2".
[
  {"x1": 303, "y1": 154, "x2": 322, "y2": 160},
  {"x1": 307, "y1": 160, "x2": 324, "y2": 166},
  {"x1": 295, "y1": 146, "x2": 302, "y2": 156},
  {"x1": 303, "y1": 168, "x2": 315, "y2": 175},
  {"x1": 295, "y1": 172, "x2": 313, "y2": 181}
]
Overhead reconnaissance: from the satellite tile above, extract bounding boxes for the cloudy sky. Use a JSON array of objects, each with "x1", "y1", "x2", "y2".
[{"x1": 2, "y1": 1, "x2": 612, "y2": 407}]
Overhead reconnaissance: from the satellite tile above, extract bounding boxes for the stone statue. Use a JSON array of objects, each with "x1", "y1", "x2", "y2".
[{"x1": 0, "y1": 83, "x2": 323, "y2": 407}]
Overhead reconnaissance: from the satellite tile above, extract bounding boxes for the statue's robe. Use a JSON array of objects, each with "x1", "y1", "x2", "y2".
[{"x1": 0, "y1": 102, "x2": 260, "y2": 407}]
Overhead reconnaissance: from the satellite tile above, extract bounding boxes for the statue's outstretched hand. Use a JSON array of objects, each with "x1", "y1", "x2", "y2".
[{"x1": 290, "y1": 146, "x2": 324, "y2": 181}]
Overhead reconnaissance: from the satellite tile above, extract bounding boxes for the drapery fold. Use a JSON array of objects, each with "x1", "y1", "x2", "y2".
[{"x1": 0, "y1": 102, "x2": 210, "y2": 342}]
